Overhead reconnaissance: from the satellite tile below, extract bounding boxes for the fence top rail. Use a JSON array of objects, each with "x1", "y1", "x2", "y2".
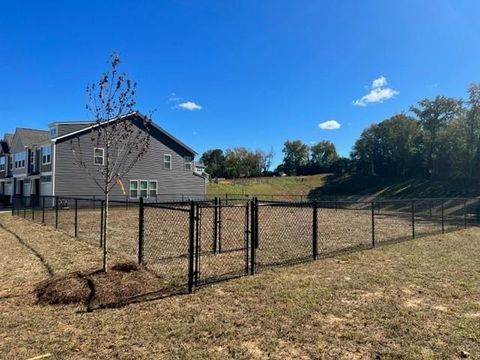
[{"x1": 143, "y1": 204, "x2": 191, "y2": 212}]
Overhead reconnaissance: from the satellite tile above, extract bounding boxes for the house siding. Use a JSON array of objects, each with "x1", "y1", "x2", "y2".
[
  {"x1": 54, "y1": 117, "x2": 205, "y2": 199},
  {"x1": 57, "y1": 123, "x2": 92, "y2": 137}
]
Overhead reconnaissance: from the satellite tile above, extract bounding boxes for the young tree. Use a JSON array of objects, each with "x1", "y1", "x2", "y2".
[{"x1": 71, "y1": 54, "x2": 151, "y2": 272}]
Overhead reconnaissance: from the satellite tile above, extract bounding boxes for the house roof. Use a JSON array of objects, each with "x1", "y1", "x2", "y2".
[
  {"x1": 53, "y1": 111, "x2": 198, "y2": 155},
  {"x1": 4, "y1": 133, "x2": 13, "y2": 145},
  {"x1": 16, "y1": 128, "x2": 50, "y2": 147}
]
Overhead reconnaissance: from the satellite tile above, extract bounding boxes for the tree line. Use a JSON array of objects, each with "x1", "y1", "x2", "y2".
[{"x1": 200, "y1": 84, "x2": 480, "y2": 181}]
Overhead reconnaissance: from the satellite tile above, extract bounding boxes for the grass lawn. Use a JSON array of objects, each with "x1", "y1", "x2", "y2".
[
  {"x1": 0, "y1": 213, "x2": 479, "y2": 359},
  {"x1": 207, "y1": 174, "x2": 330, "y2": 197}
]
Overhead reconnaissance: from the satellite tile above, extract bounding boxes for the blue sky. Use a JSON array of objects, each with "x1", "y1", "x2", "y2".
[{"x1": 1, "y1": 1, "x2": 480, "y2": 166}]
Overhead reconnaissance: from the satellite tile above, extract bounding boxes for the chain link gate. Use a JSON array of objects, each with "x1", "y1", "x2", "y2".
[{"x1": 193, "y1": 202, "x2": 252, "y2": 286}]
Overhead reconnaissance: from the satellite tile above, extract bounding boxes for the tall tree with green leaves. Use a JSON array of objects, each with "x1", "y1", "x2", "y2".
[
  {"x1": 310, "y1": 140, "x2": 339, "y2": 170},
  {"x1": 465, "y1": 84, "x2": 480, "y2": 180},
  {"x1": 282, "y1": 140, "x2": 309, "y2": 175},
  {"x1": 410, "y1": 96, "x2": 464, "y2": 178}
]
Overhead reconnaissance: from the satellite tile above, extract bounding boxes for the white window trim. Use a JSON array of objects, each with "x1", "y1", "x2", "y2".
[
  {"x1": 184, "y1": 156, "x2": 193, "y2": 171},
  {"x1": 94, "y1": 147, "x2": 105, "y2": 166},
  {"x1": 0, "y1": 156, "x2": 5, "y2": 171},
  {"x1": 129, "y1": 180, "x2": 139, "y2": 199},
  {"x1": 14, "y1": 152, "x2": 26, "y2": 169},
  {"x1": 164, "y1": 154, "x2": 172, "y2": 170},
  {"x1": 148, "y1": 180, "x2": 158, "y2": 197},
  {"x1": 42, "y1": 145, "x2": 52, "y2": 165}
]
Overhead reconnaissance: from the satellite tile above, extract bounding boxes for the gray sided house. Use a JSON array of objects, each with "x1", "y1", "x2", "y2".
[{"x1": 0, "y1": 112, "x2": 206, "y2": 203}]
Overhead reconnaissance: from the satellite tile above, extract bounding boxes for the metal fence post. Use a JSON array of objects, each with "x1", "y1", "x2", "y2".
[
  {"x1": 31, "y1": 196, "x2": 35, "y2": 221},
  {"x1": 250, "y1": 198, "x2": 256, "y2": 275},
  {"x1": 411, "y1": 200, "x2": 415, "y2": 239},
  {"x1": 194, "y1": 203, "x2": 200, "y2": 286},
  {"x1": 74, "y1": 199, "x2": 78, "y2": 237},
  {"x1": 55, "y1": 197, "x2": 59, "y2": 229},
  {"x1": 441, "y1": 201, "x2": 445, "y2": 234},
  {"x1": 11, "y1": 197, "x2": 15, "y2": 216},
  {"x1": 254, "y1": 197, "x2": 259, "y2": 249},
  {"x1": 371, "y1": 201, "x2": 375, "y2": 248},
  {"x1": 244, "y1": 202, "x2": 250, "y2": 274},
  {"x1": 312, "y1": 201, "x2": 318, "y2": 260},
  {"x1": 42, "y1": 196, "x2": 45, "y2": 224},
  {"x1": 218, "y1": 198, "x2": 222, "y2": 253},
  {"x1": 213, "y1": 197, "x2": 218, "y2": 253},
  {"x1": 188, "y1": 201, "x2": 195, "y2": 293},
  {"x1": 138, "y1": 197, "x2": 144, "y2": 264}
]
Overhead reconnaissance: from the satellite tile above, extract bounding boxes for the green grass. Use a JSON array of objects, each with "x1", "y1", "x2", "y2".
[
  {"x1": 207, "y1": 174, "x2": 330, "y2": 196},
  {"x1": 209, "y1": 173, "x2": 480, "y2": 200}
]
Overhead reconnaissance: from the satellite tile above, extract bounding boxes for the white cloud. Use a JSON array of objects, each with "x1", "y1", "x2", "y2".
[
  {"x1": 178, "y1": 101, "x2": 202, "y2": 111},
  {"x1": 372, "y1": 76, "x2": 387, "y2": 88},
  {"x1": 353, "y1": 76, "x2": 399, "y2": 107},
  {"x1": 318, "y1": 120, "x2": 341, "y2": 130}
]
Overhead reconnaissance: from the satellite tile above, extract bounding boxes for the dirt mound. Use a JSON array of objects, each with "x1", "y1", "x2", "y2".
[{"x1": 35, "y1": 263, "x2": 162, "y2": 309}]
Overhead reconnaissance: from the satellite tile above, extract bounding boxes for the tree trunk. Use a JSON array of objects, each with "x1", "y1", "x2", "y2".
[{"x1": 103, "y1": 191, "x2": 109, "y2": 272}]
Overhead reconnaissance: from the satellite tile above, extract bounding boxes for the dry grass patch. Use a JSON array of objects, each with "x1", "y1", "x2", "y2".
[{"x1": 0, "y1": 213, "x2": 479, "y2": 359}]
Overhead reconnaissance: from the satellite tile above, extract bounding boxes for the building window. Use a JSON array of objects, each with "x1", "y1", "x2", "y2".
[
  {"x1": 14, "y1": 152, "x2": 26, "y2": 169},
  {"x1": 140, "y1": 180, "x2": 148, "y2": 198},
  {"x1": 164, "y1": 154, "x2": 172, "y2": 169},
  {"x1": 148, "y1": 180, "x2": 157, "y2": 198},
  {"x1": 42, "y1": 145, "x2": 51, "y2": 165},
  {"x1": 94, "y1": 148, "x2": 104, "y2": 165},
  {"x1": 129, "y1": 180, "x2": 139, "y2": 199},
  {"x1": 49, "y1": 127, "x2": 57, "y2": 138},
  {"x1": 184, "y1": 156, "x2": 192, "y2": 171},
  {"x1": 0, "y1": 157, "x2": 5, "y2": 171}
]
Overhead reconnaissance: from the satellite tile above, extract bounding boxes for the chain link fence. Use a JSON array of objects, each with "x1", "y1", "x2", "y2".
[{"x1": 11, "y1": 195, "x2": 480, "y2": 295}]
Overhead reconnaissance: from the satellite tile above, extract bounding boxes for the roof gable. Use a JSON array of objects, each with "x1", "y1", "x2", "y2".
[
  {"x1": 53, "y1": 111, "x2": 197, "y2": 155},
  {"x1": 10, "y1": 128, "x2": 49, "y2": 153}
]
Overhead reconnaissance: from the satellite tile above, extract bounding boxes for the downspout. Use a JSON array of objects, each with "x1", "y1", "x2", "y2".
[{"x1": 52, "y1": 142, "x2": 56, "y2": 196}]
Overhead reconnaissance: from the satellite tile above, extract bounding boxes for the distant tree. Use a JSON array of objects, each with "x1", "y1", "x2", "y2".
[
  {"x1": 260, "y1": 147, "x2": 275, "y2": 173},
  {"x1": 410, "y1": 96, "x2": 464, "y2": 178},
  {"x1": 200, "y1": 149, "x2": 225, "y2": 178},
  {"x1": 465, "y1": 84, "x2": 480, "y2": 181},
  {"x1": 70, "y1": 53, "x2": 152, "y2": 272},
  {"x1": 282, "y1": 140, "x2": 309, "y2": 175},
  {"x1": 351, "y1": 125, "x2": 378, "y2": 176},
  {"x1": 310, "y1": 140, "x2": 339, "y2": 171}
]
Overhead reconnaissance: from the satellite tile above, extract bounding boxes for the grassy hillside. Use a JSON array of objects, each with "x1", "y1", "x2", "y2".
[
  {"x1": 208, "y1": 174, "x2": 480, "y2": 200},
  {"x1": 207, "y1": 174, "x2": 329, "y2": 197}
]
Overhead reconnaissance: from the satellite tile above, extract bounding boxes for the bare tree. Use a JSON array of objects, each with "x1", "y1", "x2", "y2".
[{"x1": 70, "y1": 53, "x2": 152, "y2": 271}]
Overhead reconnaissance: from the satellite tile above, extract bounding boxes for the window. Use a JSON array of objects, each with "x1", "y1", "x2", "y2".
[
  {"x1": 49, "y1": 127, "x2": 57, "y2": 138},
  {"x1": 164, "y1": 154, "x2": 172, "y2": 169},
  {"x1": 8, "y1": 156, "x2": 12, "y2": 170},
  {"x1": 148, "y1": 180, "x2": 157, "y2": 198},
  {"x1": 14, "y1": 152, "x2": 26, "y2": 169},
  {"x1": 0, "y1": 157, "x2": 5, "y2": 171},
  {"x1": 184, "y1": 156, "x2": 193, "y2": 171},
  {"x1": 129, "y1": 180, "x2": 139, "y2": 199},
  {"x1": 94, "y1": 148, "x2": 104, "y2": 165},
  {"x1": 42, "y1": 145, "x2": 51, "y2": 165},
  {"x1": 140, "y1": 180, "x2": 148, "y2": 198}
]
